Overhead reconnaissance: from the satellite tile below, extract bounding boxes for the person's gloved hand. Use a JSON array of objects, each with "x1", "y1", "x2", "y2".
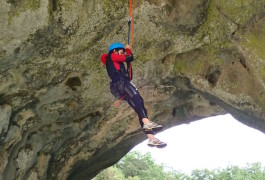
[
  {"x1": 125, "y1": 44, "x2": 131, "y2": 50},
  {"x1": 126, "y1": 55, "x2": 134, "y2": 63}
]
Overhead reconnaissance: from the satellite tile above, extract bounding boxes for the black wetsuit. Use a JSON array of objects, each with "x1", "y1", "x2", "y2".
[{"x1": 102, "y1": 52, "x2": 152, "y2": 134}]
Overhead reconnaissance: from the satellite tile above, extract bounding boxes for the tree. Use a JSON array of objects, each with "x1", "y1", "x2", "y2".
[
  {"x1": 191, "y1": 169, "x2": 215, "y2": 180},
  {"x1": 93, "y1": 166, "x2": 125, "y2": 180},
  {"x1": 94, "y1": 151, "x2": 265, "y2": 180},
  {"x1": 116, "y1": 151, "x2": 189, "y2": 180},
  {"x1": 116, "y1": 151, "x2": 152, "y2": 178},
  {"x1": 93, "y1": 151, "x2": 184, "y2": 180},
  {"x1": 191, "y1": 163, "x2": 265, "y2": 180}
]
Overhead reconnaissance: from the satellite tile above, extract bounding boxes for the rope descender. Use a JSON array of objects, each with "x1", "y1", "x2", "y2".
[
  {"x1": 128, "y1": 0, "x2": 135, "y2": 49},
  {"x1": 128, "y1": 17, "x2": 132, "y2": 45}
]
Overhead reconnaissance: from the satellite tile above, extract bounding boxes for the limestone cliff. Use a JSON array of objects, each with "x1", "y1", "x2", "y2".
[{"x1": 1, "y1": 0, "x2": 265, "y2": 179}]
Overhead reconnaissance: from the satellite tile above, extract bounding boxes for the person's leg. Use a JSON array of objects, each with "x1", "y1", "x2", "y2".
[
  {"x1": 146, "y1": 133, "x2": 155, "y2": 140},
  {"x1": 124, "y1": 81, "x2": 148, "y2": 127},
  {"x1": 142, "y1": 118, "x2": 149, "y2": 124},
  {"x1": 125, "y1": 82, "x2": 163, "y2": 131},
  {"x1": 126, "y1": 95, "x2": 146, "y2": 128},
  {"x1": 124, "y1": 80, "x2": 166, "y2": 147},
  {"x1": 124, "y1": 81, "x2": 163, "y2": 130},
  {"x1": 110, "y1": 78, "x2": 149, "y2": 127}
]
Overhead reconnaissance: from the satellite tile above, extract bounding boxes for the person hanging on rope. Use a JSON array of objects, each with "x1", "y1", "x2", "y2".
[{"x1": 101, "y1": 42, "x2": 167, "y2": 148}]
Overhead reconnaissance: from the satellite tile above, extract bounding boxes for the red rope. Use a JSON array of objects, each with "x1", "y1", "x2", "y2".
[
  {"x1": 113, "y1": 95, "x2": 126, "y2": 108},
  {"x1": 129, "y1": 0, "x2": 132, "y2": 17},
  {"x1": 113, "y1": 0, "x2": 135, "y2": 108}
]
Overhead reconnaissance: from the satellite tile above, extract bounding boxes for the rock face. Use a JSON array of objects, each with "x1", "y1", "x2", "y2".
[{"x1": 1, "y1": 0, "x2": 265, "y2": 179}]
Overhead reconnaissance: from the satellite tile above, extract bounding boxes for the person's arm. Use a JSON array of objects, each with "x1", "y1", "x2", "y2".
[
  {"x1": 110, "y1": 44, "x2": 134, "y2": 63},
  {"x1": 125, "y1": 48, "x2": 132, "y2": 56},
  {"x1": 111, "y1": 53, "x2": 126, "y2": 62},
  {"x1": 101, "y1": 54, "x2": 108, "y2": 66},
  {"x1": 125, "y1": 44, "x2": 133, "y2": 63},
  {"x1": 125, "y1": 44, "x2": 132, "y2": 56}
]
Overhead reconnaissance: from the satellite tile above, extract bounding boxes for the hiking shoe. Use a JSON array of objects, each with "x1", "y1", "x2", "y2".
[
  {"x1": 148, "y1": 138, "x2": 167, "y2": 148},
  {"x1": 143, "y1": 121, "x2": 163, "y2": 132}
]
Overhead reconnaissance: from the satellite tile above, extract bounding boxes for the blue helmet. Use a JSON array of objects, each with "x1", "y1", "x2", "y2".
[{"x1": 108, "y1": 42, "x2": 125, "y2": 52}]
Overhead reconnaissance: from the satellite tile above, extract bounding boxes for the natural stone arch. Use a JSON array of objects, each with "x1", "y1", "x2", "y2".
[{"x1": 1, "y1": 0, "x2": 265, "y2": 179}]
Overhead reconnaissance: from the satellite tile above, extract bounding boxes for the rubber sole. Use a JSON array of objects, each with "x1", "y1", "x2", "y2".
[
  {"x1": 148, "y1": 143, "x2": 167, "y2": 148},
  {"x1": 144, "y1": 126, "x2": 163, "y2": 132}
]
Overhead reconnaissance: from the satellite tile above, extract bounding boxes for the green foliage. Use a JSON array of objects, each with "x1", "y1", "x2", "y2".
[
  {"x1": 94, "y1": 151, "x2": 265, "y2": 180},
  {"x1": 93, "y1": 151, "x2": 184, "y2": 180},
  {"x1": 190, "y1": 163, "x2": 265, "y2": 180},
  {"x1": 116, "y1": 151, "x2": 175, "y2": 180},
  {"x1": 94, "y1": 166, "x2": 126, "y2": 180}
]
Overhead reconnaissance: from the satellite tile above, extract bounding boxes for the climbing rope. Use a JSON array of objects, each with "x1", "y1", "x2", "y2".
[
  {"x1": 114, "y1": 0, "x2": 135, "y2": 108},
  {"x1": 127, "y1": 0, "x2": 135, "y2": 80}
]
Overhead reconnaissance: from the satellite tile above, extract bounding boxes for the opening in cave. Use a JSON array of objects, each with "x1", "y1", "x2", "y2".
[
  {"x1": 93, "y1": 114, "x2": 265, "y2": 179},
  {"x1": 131, "y1": 114, "x2": 265, "y2": 174}
]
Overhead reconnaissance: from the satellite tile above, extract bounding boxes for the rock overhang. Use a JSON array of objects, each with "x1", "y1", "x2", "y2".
[{"x1": 1, "y1": 0, "x2": 265, "y2": 179}]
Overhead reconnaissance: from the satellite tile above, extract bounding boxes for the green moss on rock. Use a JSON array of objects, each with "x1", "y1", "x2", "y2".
[
  {"x1": 173, "y1": 47, "x2": 222, "y2": 76},
  {"x1": 254, "y1": 91, "x2": 265, "y2": 111},
  {"x1": 8, "y1": 0, "x2": 40, "y2": 21},
  {"x1": 102, "y1": 0, "x2": 127, "y2": 20},
  {"x1": 239, "y1": 16, "x2": 265, "y2": 86},
  {"x1": 242, "y1": 26, "x2": 265, "y2": 59},
  {"x1": 197, "y1": 0, "x2": 265, "y2": 48}
]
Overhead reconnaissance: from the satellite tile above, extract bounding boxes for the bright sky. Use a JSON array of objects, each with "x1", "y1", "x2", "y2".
[{"x1": 132, "y1": 114, "x2": 265, "y2": 174}]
